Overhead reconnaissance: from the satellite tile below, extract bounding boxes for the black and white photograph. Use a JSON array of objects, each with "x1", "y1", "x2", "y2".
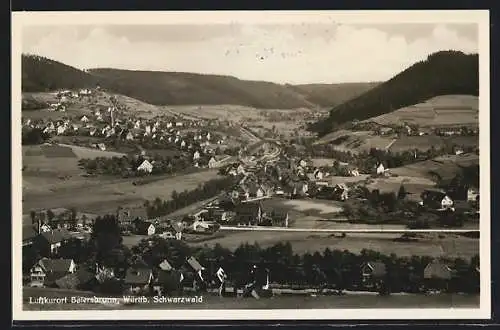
[{"x1": 12, "y1": 10, "x2": 490, "y2": 321}]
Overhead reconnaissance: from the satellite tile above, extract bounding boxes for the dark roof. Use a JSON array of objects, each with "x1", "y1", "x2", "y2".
[
  {"x1": 364, "y1": 261, "x2": 387, "y2": 277},
  {"x1": 23, "y1": 225, "x2": 38, "y2": 241},
  {"x1": 124, "y1": 267, "x2": 152, "y2": 285},
  {"x1": 186, "y1": 256, "x2": 204, "y2": 272},
  {"x1": 39, "y1": 229, "x2": 72, "y2": 244},
  {"x1": 421, "y1": 190, "x2": 448, "y2": 202},
  {"x1": 424, "y1": 260, "x2": 453, "y2": 280},
  {"x1": 38, "y1": 258, "x2": 74, "y2": 273},
  {"x1": 55, "y1": 269, "x2": 96, "y2": 289},
  {"x1": 135, "y1": 221, "x2": 154, "y2": 234},
  {"x1": 155, "y1": 269, "x2": 182, "y2": 287}
]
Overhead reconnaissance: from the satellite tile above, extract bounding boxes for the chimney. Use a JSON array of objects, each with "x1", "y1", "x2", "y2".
[{"x1": 37, "y1": 219, "x2": 41, "y2": 234}]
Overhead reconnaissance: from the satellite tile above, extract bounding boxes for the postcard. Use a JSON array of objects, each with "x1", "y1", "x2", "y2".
[{"x1": 12, "y1": 10, "x2": 490, "y2": 321}]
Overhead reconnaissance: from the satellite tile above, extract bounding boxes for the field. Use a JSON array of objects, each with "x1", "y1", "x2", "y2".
[
  {"x1": 390, "y1": 153, "x2": 479, "y2": 182},
  {"x1": 188, "y1": 231, "x2": 479, "y2": 259},
  {"x1": 389, "y1": 135, "x2": 479, "y2": 153},
  {"x1": 365, "y1": 95, "x2": 479, "y2": 127},
  {"x1": 315, "y1": 130, "x2": 395, "y2": 153},
  {"x1": 22, "y1": 142, "x2": 222, "y2": 214},
  {"x1": 364, "y1": 175, "x2": 436, "y2": 201}
]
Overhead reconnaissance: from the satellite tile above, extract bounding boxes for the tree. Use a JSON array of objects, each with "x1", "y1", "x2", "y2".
[
  {"x1": 30, "y1": 210, "x2": 37, "y2": 226},
  {"x1": 397, "y1": 185, "x2": 407, "y2": 200},
  {"x1": 46, "y1": 209, "x2": 55, "y2": 228},
  {"x1": 69, "y1": 207, "x2": 78, "y2": 229}
]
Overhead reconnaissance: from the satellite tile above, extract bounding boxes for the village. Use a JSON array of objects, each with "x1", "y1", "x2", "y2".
[{"x1": 21, "y1": 84, "x2": 481, "y2": 304}]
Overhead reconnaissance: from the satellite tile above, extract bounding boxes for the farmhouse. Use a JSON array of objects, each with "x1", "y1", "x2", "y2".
[
  {"x1": 55, "y1": 269, "x2": 97, "y2": 291},
  {"x1": 207, "y1": 208, "x2": 234, "y2": 222},
  {"x1": 333, "y1": 183, "x2": 349, "y2": 201},
  {"x1": 361, "y1": 261, "x2": 387, "y2": 288},
  {"x1": 423, "y1": 259, "x2": 454, "y2": 291},
  {"x1": 124, "y1": 266, "x2": 154, "y2": 294},
  {"x1": 137, "y1": 159, "x2": 154, "y2": 173},
  {"x1": 375, "y1": 163, "x2": 386, "y2": 175},
  {"x1": 135, "y1": 221, "x2": 156, "y2": 236},
  {"x1": 235, "y1": 202, "x2": 263, "y2": 225},
  {"x1": 159, "y1": 259, "x2": 174, "y2": 272},
  {"x1": 23, "y1": 224, "x2": 38, "y2": 247},
  {"x1": 30, "y1": 258, "x2": 76, "y2": 288},
  {"x1": 420, "y1": 190, "x2": 454, "y2": 210},
  {"x1": 36, "y1": 228, "x2": 72, "y2": 256}
]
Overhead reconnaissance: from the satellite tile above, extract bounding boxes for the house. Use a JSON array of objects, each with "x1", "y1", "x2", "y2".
[
  {"x1": 80, "y1": 115, "x2": 89, "y2": 123},
  {"x1": 55, "y1": 269, "x2": 97, "y2": 291},
  {"x1": 333, "y1": 183, "x2": 349, "y2": 201},
  {"x1": 126, "y1": 132, "x2": 134, "y2": 141},
  {"x1": 186, "y1": 256, "x2": 205, "y2": 280},
  {"x1": 268, "y1": 210, "x2": 289, "y2": 227},
  {"x1": 207, "y1": 208, "x2": 234, "y2": 222},
  {"x1": 423, "y1": 260, "x2": 453, "y2": 280},
  {"x1": 137, "y1": 159, "x2": 154, "y2": 173},
  {"x1": 36, "y1": 228, "x2": 72, "y2": 256},
  {"x1": 23, "y1": 224, "x2": 38, "y2": 247},
  {"x1": 235, "y1": 202, "x2": 263, "y2": 225},
  {"x1": 361, "y1": 261, "x2": 387, "y2": 288},
  {"x1": 349, "y1": 168, "x2": 360, "y2": 177},
  {"x1": 313, "y1": 169, "x2": 324, "y2": 180},
  {"x1": 30, "y1": 258, "x2": 76, "y2": 288},
  {"x1": 159, "y1": 259, "x2": 174, "y2": 272},
  {"x1": 97, "y1": 143, "x2": 106, "y2": 151},
  {"x1": 135, "y1": 221, "x2": 156, "y2": 236},
  {"x1": 298, "y1": 159, "x2": 308, "y2": 168},
  {"x1": 192, "y1": 220, "x2": 220, "y2": 233},
  {"x1": 193, "y1": 151, "x2": 201, "y2": 161},
  {"x1": 153, "y1": 269, "x2": 183, "y2": 296},
  {"x1": 124, "y1": 266, "x2": 154, "y2": 294},
  {"x1": 423, "y1": 259, "x2": 454, "y2": 291},
  {"x1": 248, "y1": 184, "x2": 265, "y2": 198},
  {"x1": 208, "y1": 157, "x2": 218, "y2": 169},
  {"x1": 375, "y1": 163, "x2": 385, "y2": 175},
  {"x1": 467, "y1": 187, "x2": 480, "y2": 202},
  {"x1": 420, "y1": 190, "x2": 454, "y2": 210}
]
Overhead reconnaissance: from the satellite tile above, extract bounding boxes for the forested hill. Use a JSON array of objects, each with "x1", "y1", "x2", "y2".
[
  {"x1": 22, "y1": 54, "x2": 377, "y2": 109},
  {"x1": 310, "y1": 51, "x2": 479, "y2": 136},
  {"x1": 22, "y1": 54, "x2": 100, "y2": 91}
]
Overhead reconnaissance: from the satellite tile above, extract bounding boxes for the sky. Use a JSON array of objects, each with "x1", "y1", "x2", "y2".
[{"x1": 22, "y1": 23, "x2": 478, "y2": 84}]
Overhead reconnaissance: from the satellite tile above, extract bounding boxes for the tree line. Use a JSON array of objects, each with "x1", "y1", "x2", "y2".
[
  {"x1": 43, "y1": 214, "x2": 479, "y2": 295},
  {"x1": 144, "y1": 175, "x2": 242, "y2": 218}
]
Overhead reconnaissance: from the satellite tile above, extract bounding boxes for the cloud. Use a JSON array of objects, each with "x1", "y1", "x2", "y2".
[{"x1": 23, "y1": 24, "x2": 478, "y2": 84}]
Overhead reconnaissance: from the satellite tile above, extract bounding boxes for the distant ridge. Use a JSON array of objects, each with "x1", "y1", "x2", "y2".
[
  {"x1": 22, "y1": 54, "x2": 378, "y2": 109},
  {"x1": 310, "y1": 50, "x2": 479, "y2": 136}
]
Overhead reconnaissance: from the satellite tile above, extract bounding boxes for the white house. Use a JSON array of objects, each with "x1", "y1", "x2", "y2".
[
  {"x1": 30, "y1": 258, "x2": 76, "y2": 288},
  {"x1": 467, "y1": 187, "x2": 479, "y2": 202},
  {"x1": 208, "y1": 157, "x2": 218, "y2": 168},
  {"x1": 56, "y1": 125, "x2": 66, "y2": 135},
  {"x1": 97, "y1": 143, "x2": 106, "y2": 151},
  {"x1": 145, "y1": 125, "x2": 152, "y2": 135},
  {"x1": 206, "y1": 132, "x2": 211, "y2": 141},
  {"x1": 134, "y1": 120, "x2": 141, "y2": 129},
  {"x1": 166, "y1": 122, "x2": 173, "y2": 128},
  {"x1": 376, "y1": 163, "x2": 385, "y2": 175},
  {"x1": 176, "y1": 122, "x2": 183, "y2": 127},
  {"x1": 125, "y1": 132, "x2": 134, "y2": 141},
  {"x1": 137, "y1": 160, "x2": 154, "y2": 173},
  {"x1": 180, "y1": 140, "x2": 187, "y2": 148},
  {"x1": 80, "y1": 115, "x2": 89, "y2": 123},
  {"x1": 193, "y1": 151, "x2": 201, "y2": 161}
]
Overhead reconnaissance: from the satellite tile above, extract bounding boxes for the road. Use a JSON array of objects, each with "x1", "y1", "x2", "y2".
[{"x1": 219, "y1": 226, "x2": 478, "y2": 234}]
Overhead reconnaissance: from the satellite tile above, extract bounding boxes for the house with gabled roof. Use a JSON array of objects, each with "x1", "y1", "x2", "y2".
[
  {"x1": 36, "y1": 228, "x2": 72, "y2": 256},
  {"x1": 361, "y1": 261, "x2": 387, "y2": 289},
  {"x1": 137, "y1": 159, "x2": 154, "y2": 173},
  {"x1": 30, "y1": 258, "x2": 76, "y2": 288},
  {"x1": 55, "y1": 268, "x2": 97, "y2": 291},
  {"x1": 124, "y1": 263, "x2": 154, "y2": 294}
]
